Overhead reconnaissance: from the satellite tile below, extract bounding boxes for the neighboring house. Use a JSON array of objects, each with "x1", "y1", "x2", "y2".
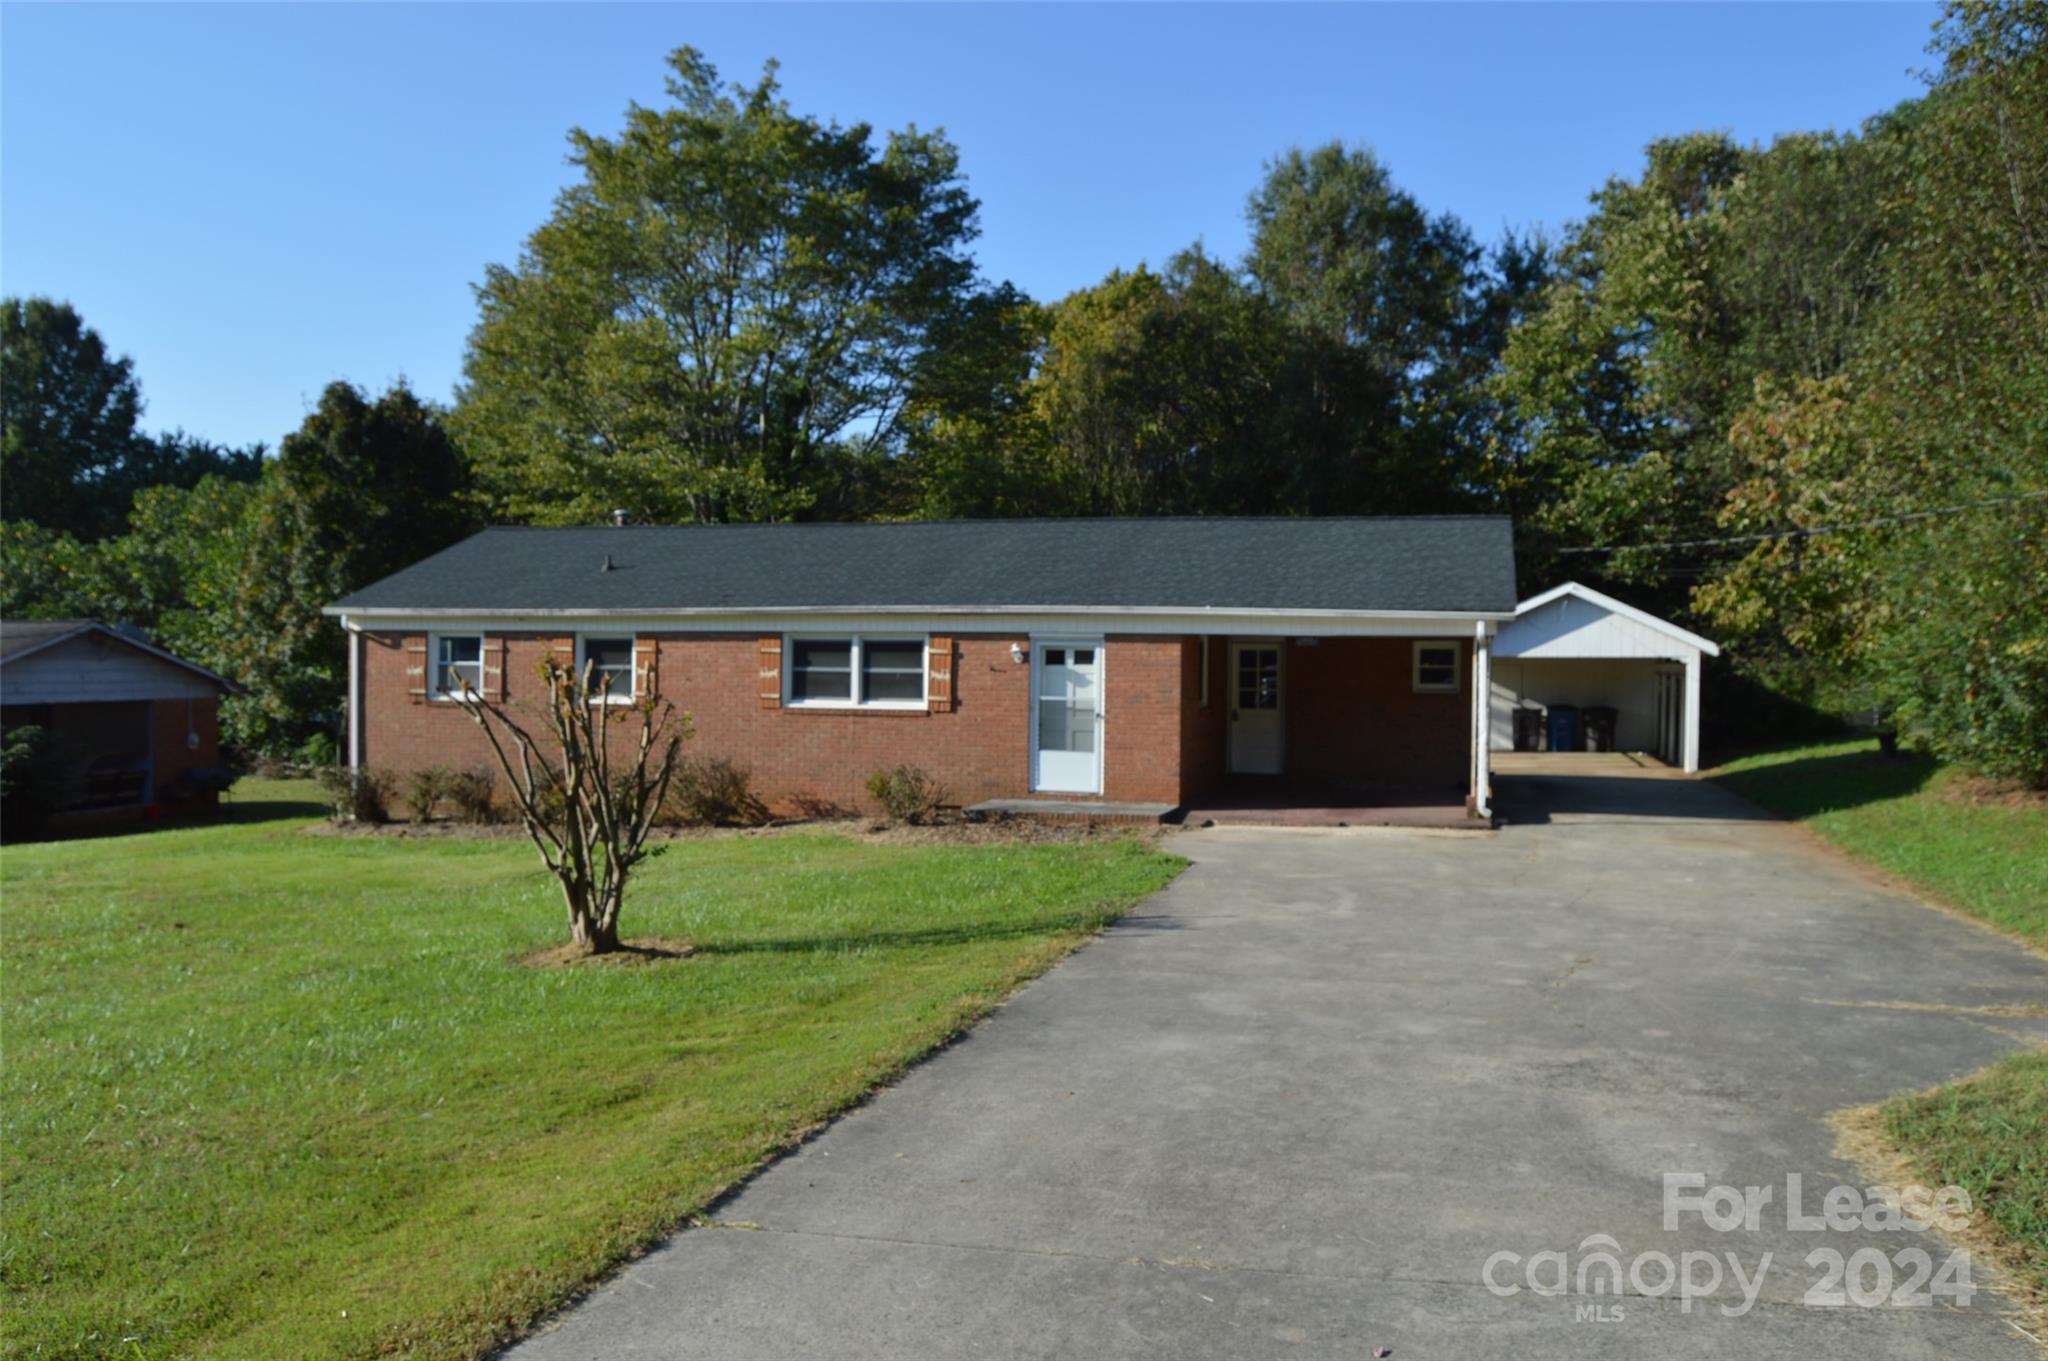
[
  {"x1": 0, "y1": 620, "x2": 237, "y2": 821},
  {"x1": 1490, "y1": 582, "x2": 1722, "y2": 772},
  {"x1": 324, "y1": 518, "x2": 1520, "y2": 818}
]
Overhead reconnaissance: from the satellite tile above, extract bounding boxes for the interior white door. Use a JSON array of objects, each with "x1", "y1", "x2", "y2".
[
  {"x1": 1032, "y1": 642, "x2": 1102, "y2": 794},
  {"x1": 1228, "y1": 642, "x2": 1284, "y2": 774}
]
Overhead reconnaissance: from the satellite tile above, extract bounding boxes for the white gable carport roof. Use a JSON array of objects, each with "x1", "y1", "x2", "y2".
[{"x1": 1494, "y1": 582, "x2": 1720, "y2": 660}]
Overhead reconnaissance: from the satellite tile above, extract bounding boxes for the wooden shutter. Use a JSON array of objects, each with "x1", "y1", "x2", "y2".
[
  {"x1": 926, "y1": 636, "x2": 954, "y2": 713},
  {"x1": 634, "y1": 637, "x2": 660, "y2": 698},
  {"x1": 483, "y1": 636, "x2": 507, "y2": 701},
  {"x1": 758, "y1": 636, "x2": 782, "y2": 709},
  {"x1": 404, "y1": 636, "x2": 428, "y2": 705}
]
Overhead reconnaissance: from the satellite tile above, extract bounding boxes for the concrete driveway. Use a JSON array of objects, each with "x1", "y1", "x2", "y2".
[{"x1": 508, "y1": 771, "x2": 2048, "y2": 1360}]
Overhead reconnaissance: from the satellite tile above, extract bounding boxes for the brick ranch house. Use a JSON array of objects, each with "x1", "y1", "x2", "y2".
[{"x1": 324, "y1": 518, "x2": 1519, "y2": 819}]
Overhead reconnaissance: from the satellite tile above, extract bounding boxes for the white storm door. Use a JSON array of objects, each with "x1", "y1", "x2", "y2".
[
  {"x1": 1228, "y1": 642, "x2": 1285, "y2": 775},
  {"x1": 1031, "y1": 641, "x2": 1103, "y2": 794}
]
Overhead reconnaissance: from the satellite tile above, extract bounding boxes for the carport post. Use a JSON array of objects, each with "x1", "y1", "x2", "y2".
[
  {"x1": 1683, "y1": 651, "x2": 1702, "y2": 774},
  {"x1": 1472, "y1": 621, "x2": 1492, "y2": 817},
  {"x1": 345, "y1": 619, "x2": 362, "y2": 772}
]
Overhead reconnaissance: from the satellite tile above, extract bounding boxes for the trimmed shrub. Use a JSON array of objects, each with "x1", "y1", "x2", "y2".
[
  {"x1": 664, "y1": 756, "x2": 768, "y2": 827},
  {"x1": 1, "y1": 725, "x2": 75, "y2": 839},
  {"x1": 443, "y1": 767, "x2": 497, "y2": 823},
  {"x1": 405, "y1": 766, "x2": 451, "y2": 823},
  {"x1": 866, "y1": 765, "x2": 946, "y2": 825},
  {"x1": 295, "y1": 731, "x2": 339, "y2": 769},
  {"x1": 316, "y1": 766, "x2": 396, "y2": 823}
]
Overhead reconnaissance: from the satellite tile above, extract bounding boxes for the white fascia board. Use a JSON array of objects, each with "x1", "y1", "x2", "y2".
[
  {"x1": 1513, "y1": 582, "x2": 1722, "y2": 657},
  {"x1": 328, "y1": 606, "x2": 1511, "y2": 639}
]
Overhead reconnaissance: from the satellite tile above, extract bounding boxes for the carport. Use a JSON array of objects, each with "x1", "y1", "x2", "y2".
[{"x1": 1488, "y1": 582, "x2": 1720, "y2": 772}]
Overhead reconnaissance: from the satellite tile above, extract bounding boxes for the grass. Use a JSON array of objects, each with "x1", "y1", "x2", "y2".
[
  {"x1": 1, "y1": 780, "x2": 1182, "y2": 1359},
  {"x1": 1710, "y1": 738, "x2": 2048, "y2": 945},
  {"x1": 1877, "y1": 1052, "x2": 2048, "y2": 1328}
]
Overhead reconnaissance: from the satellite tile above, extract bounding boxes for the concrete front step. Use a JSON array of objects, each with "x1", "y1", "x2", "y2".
[{"x1": 963, "y1": 798, "x2": 1176, "y2": 826}]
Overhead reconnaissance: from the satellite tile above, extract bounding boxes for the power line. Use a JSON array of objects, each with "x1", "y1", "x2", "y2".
[{"x1": 1556, "y1": 489, "x2": 2048, "y2": 555}]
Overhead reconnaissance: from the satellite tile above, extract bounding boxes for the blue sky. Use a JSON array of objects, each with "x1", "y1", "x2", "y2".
[{"x1": 2, "y1": 3, "x2": 1938, "y2": 452}]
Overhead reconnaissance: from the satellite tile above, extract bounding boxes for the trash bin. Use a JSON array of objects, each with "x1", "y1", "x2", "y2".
[
  {"x1": 1546, "y1": 704, "x2": 1579, "y2": 753},
  {"x1": 1582, "y1": 705, "x2": 1619, "y2": 752},
  {"x1": 1513, "y1": 708, "x2": 1545, "y2": 752}
]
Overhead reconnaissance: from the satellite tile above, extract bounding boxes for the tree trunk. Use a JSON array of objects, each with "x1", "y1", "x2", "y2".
[{"x1": 563, "y1": 883, "x2": 623, "y2": 955}]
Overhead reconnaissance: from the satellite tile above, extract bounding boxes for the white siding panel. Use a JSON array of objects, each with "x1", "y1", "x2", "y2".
[
  {"x1": 1490, "y1": 658, "x2": 1674, "y2": 753},
  {"x1": 1, "y1": 635, "x2": 220, "y2": 704},
  {"x1": 1495, "y1": 595, "x2": 1701, "y2": 662}
]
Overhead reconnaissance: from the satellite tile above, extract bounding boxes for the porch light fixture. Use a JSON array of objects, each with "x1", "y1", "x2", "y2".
[{"x1": 1010, "y1": 643, "x2": 1027, "y2": 664}]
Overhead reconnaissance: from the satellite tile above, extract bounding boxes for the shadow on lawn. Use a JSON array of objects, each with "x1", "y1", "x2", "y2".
[
  {"x1": 1712, "y1": 746, "x2": 1941, "y2": 820},
  {"x1": 691, "y1": 912, "x2": 1184, "y2": 958},
  {"x1": 18, "y1": 789, "x2": 329, "y2": 844}
]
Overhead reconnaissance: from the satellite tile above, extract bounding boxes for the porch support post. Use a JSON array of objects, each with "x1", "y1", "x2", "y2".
[
  {"x1": 345, "y1": 618, "x2": 362, "y2": 772},
  {"x1": 1682, "y1": 650, "x2": 1702, "y2": 774},
  {"x1": 1472, "y1": 621, "x2": 1493, "y2": 818}
]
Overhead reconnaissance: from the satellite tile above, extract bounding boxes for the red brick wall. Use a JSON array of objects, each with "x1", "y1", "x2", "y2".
[
  {"x1": 1100, "y1": 634, "x2": 1184, "y2": 805},
  {"x1": 1179, "y1": 635, "x2": 1228, "y2": 800},
  {"x1": 360, "y1": 631, "x2": 1197, "y2": 813},
  {"x1": 1284, "y1": 637, "x2": 1469, "y2": 790},
  {"x1": 151, "y1": 697, "x2": 221, "y2": 808}
]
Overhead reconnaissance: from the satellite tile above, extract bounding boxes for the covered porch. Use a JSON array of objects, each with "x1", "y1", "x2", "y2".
[{"x1": 1175, "y1": 630, "x2": 1498, "y2": 825}]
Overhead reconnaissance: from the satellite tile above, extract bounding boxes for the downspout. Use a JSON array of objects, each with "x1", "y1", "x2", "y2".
[
  {"x1": 1472, "y1": 620, "x2": 1493, "y2": 820},
  {"x1": 345, "y1": 617, "x2": 362, "y2": 772}
]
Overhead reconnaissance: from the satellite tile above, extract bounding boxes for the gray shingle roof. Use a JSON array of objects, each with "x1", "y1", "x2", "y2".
[
  {"x1": 328, "y1": 518, "x2": 1517, "y2": 616},
  {"x1": 0, "y1": 619, "x2": 97, "y2": 661},
  {"x1": 0, "y1": 618, "x2": 238, "y2": 690}
]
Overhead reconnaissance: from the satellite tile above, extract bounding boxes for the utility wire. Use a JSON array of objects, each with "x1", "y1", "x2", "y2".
[{"x1": 1556, "y1": 489, "x2": 2048, "y2": 555}]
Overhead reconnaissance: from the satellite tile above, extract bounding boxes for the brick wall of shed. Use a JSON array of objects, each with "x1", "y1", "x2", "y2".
[
  {"x1": 151, "y1": 696, "x2": 221, "y2": 806},
  {"x1": 358, "y1": 631, "x2": 1195, "y2": 813}
]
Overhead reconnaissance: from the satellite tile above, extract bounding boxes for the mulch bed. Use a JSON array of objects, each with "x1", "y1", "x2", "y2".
[{"x1": 306, "y1": 813, "x2": 1172, "y2": 847}]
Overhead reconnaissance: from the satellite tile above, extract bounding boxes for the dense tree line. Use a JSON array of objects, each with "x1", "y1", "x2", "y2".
[{"x1": 3, "y1": 2, "x2": 2041, "y2": 778}]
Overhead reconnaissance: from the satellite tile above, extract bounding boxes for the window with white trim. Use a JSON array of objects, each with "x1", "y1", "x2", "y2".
[
  {"x1": 578, "y1": 636, "x2": 636, "y2": 701},
  {"x1": 1412, "y1": 641, "x2": 1460, "y2": 694},
  {"x1": 786, "y1": 635, "x2": 928, "y2": 708},
  {"x1": 432, "y1": 634, "x2": 483, "y2": 698}
]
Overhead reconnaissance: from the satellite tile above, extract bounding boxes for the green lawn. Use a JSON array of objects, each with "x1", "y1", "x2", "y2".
[
  {"x1": 1711, "y1": 739, "x2": 2048, "y2": 945},
  {"x1": 1, "y1": 781, "x2": 1181, "y2": 1359},
  {"x1": 1881, "y1": 1052, "x2": 2048, "y2": 1311}
]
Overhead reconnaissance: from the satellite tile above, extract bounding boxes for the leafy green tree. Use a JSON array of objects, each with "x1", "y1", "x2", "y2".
[
  {"x1": 0, "y1": 299, "x2": 263, "y2": 541},
  {"x1": 1, "y1": 298, "x2": 145, "y2": 539},
  {"x1": 225, "y1": 382, "x2": 475, "y2": 752},
  {"x1": 1245, "y1": 143, "x2": 1491, "y2": 513},
  {"x1": 901, "y1": 284, "x2": 1056, "y2": 518},
  {"x1": 456, "y1": 48, "x2": 986, "y2": 526},
  {"x1": 1690, "y1": 0, "x2": 2046, "y2": 777},
  {"x1": 0, "y1": 519, "x2": 121, "y2": 620},
  {"x1": 100, "y1": 477, "x2": 261, "y2": 667},
  {"x1": 1493, "y1": 127, "x2": 1894, "y2": 588}
]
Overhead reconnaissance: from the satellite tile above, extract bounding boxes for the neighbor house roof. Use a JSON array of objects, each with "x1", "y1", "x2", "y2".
[
  {"x1": 0, "y1": 619, "x2": 241, "y2": 690},
  {"x1": 325, "y1": 518, "x2": 1519, "y2": 618}
]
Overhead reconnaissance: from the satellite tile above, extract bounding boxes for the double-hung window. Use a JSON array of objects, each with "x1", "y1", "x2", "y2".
[
  {"x1": 433, "y1": 634, "x2": 484, "y2": 698},
  {"x1": 579, "y1": 636, "x2": 636, "y2": 701},
  {"x1": 1412, "y1": 641, "x2": 1460, "y2": 694},
  {"x1": 787, "y1": 635, "x2": 927, "y2": 708}
]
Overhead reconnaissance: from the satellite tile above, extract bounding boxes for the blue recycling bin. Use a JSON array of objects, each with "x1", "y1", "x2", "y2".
[{"x1": 1546, "y1": 704, "x2": 1580, "y2": 753}]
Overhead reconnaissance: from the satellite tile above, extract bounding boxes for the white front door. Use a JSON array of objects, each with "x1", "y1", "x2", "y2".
[
  {"x1": 1032, "y1": 641, "x2": 1103, "y2": 794},
  {"x1": 1228, "y1": 641, "x2": 1285, "y2": 775}
]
